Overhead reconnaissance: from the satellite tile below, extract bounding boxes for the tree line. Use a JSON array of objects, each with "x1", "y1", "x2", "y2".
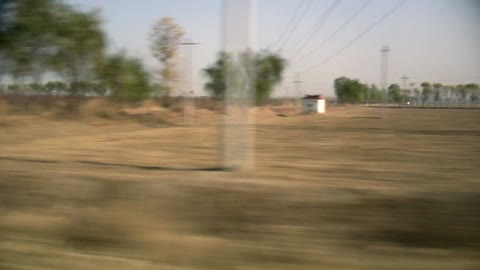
[
  {"x1": 0, "y1": 0, "x2": 156, "y2": 101},
  {"x1": 335, "y1": 77, "x2": 480, "y2": 105},
  {"x1": 0, "y1": 0, "x2": 287, "y2": 104}
]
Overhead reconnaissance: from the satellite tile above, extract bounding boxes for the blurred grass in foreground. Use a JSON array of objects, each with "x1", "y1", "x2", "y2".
[
  {"x1": 0, "y1": 105, "x2": 479, "y2": 269},
  {"x1": 1, "y1": 175, "x2": 479, "y2": 269}
]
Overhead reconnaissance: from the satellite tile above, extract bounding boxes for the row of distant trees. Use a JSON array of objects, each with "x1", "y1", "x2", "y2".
[
  {"x1": 0, "y1": 0, "x2": 286, "y2": 104},
  {"x1": 0, "y1": 81, "x2": 107, "y2": 96},
  {"x1": 388, "y1": 82, "x2": 480, "y2": 104},
  {"x1": 335, "y1": 77, "x2": 480, "y2": 105},
  {"x1": 0, "y1": 0, "x2": 156, "y2": 101}
]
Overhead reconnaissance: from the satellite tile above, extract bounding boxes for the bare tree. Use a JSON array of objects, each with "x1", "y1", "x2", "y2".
[{"x1": 149, "y1": 17, "x2": 185, "y2": 96}]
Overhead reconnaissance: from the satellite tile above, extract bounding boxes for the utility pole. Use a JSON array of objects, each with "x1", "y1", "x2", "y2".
[
  {"x1": 380, "y1": 45, "x2": 390, "y2": 101},
  {"x1": 379, "y1": 45, "x2": 390, "y2": 117},
  {"x1": 293, "y1": 73, "x2": 303, "y2": 111},
  {"x1": 221, "y1": 0, "x2": 256, "y2": 171},
  {"x1": 410, "y1": 82, "x2": 415, "y2": 90},
  {"x1": 293, "y1": 73, "x2": 303, "y2": 98},
  {"x1": 410, "y1": 82, "x2": 417, "y2": 105},
  {"x1": 179, "y1": 39, "x2": 199, "y2": 126},
  {"x1": 400, "y1": 75, "x2": 410, "y2": 90}
]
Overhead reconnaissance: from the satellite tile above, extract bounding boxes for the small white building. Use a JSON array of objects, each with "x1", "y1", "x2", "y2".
[{"x1": 302, "y1": 94, "x2": 326, "y2": 113}]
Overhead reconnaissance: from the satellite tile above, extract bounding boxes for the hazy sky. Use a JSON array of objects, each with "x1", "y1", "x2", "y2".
[{"x1": 68, "y1": 0, "x2": 480, "y2": 97}]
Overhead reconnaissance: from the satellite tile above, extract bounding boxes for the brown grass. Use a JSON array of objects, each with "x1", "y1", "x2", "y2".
[
  {"x1": 0, "y1": 97, "x2": 9, "y2": 115},
  {"x1": 0, "y1": 103, "x2": 480, "y2": 269}
]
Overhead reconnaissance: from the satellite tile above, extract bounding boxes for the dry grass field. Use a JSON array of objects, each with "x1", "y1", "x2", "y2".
[{"x1": 1, "y1": 100, "x2": 480, "y2": 269}]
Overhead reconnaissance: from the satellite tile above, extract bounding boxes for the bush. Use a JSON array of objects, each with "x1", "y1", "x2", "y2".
[{"x1": 100, "y1": 53, "x2": 152, "y2": 102}]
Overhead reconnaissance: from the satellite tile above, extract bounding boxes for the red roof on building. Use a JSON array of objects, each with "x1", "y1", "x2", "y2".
[{"x1": 302, "y1": 94, "x2": 325, "y2": 100}]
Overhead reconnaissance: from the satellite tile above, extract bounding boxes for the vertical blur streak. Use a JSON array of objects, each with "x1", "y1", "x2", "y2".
[
  {"x1": 221, "y1": 0, "x2": 256, "y2": 171},
  {"x1": 181, "y1": 38, "x2": 195, "y2": 125}
]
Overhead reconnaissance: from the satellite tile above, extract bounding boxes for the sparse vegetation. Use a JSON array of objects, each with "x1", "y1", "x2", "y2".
[{"x1": 203, "y1": 50, "x2": 286, "y2": 105}]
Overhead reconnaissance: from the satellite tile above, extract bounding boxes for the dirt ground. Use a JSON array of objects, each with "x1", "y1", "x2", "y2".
[{"x1": 1, "y1": 103, "x2": 479, "y2": 269}]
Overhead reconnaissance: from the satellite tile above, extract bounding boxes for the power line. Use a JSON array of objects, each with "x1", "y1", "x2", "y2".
[
  {"x1": 301, "y1": 0, "x2": 407, "y2": 75},
  {"x1": 380, "y1": 45, "x2": 390, "y2": 91},
  {"x1": 267, "y1": 0, "x2": 306, "y2": 50},
  {"x1": 292, "y1": 0, "x2": 372, "y2": 64},
  {"x1": 179, "y1": 39, "x2": 199, "y2": 125},
  {"x1": 276, "y1": 0, "x2": 313, "y2": 52},
  {"x1": 287, "y1": 0, "x2": 341, "y2": 59}
]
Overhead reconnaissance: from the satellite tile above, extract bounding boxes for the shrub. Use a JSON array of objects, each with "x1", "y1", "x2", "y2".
[{"x1": 100, "y1": 53, "x2": 152, "y2": 102}]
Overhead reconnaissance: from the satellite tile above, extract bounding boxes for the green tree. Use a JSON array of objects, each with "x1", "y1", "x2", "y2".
[
  {"x1": 27, "y1": 82, "x2": 45, "y2": 94},
  {"x1": 465, "y1": 83, "x2": 479, "y2": 103},
  {"x1": 2, "y1": 0, "x2": 59, "y2": 82},
  {"x1": 413, "y1": 88, "x2": 421, "y2": 103},
  {"x1": 0, "y1": 0, "x2": 16, "y2": 82},
  {"x1": 388, "y1": 84, "x2": 402, "y2": 103},
  {"x1": 432, "y1": 83, "x2": 442, "y2": 103},
  {"x1": 334, "y1": 77, "x2": 368, "y2": 103},
  {"x1": 367, "y1": 84, "x2": 381, "y2": 103},
  {"x1": 44, "y1": 81, "x2": 55, "y2": 95},
  {"x1": 0, "y1": 1, "x2": 16, "y2": 42},
  {"x1": 441, "y1": 85, "x2": 453, "y2": 104},
  {"x1": 204, "y1": 52, "x2": 228, "y2": 99},
  {"x1": 7, "y1": 83, "x2": 21, "y2": 94},
  {"x1": 90, "y1": 82, "x2": 107, "y2": 96},
  {"x1": 203, "y1": 50, "x2": 286, "y2": 105},
  {"x1": 1, "y1": 0, "x2": 107, "y2": 87},
  {"x1": 68, "y1": 81, "x2": 91, "y2": 96},
  {"x1": 45, "y1": 81, "x2": 68, "y2": 95},
  {"x1": 455, "y1": 84, "x2": 468, "y2": 104},
  {"x1": 100, "y1": 53, "x2": 151, "y2": 101},
  {"x1": 149, "y1": 17, "x2": 185, "y2": 95},
  {"x1": 401, "y1": 89, "x2": 412, "y2": 103},
  {"x1": 1, "y1": 0, "x2": 106, "y2": 89},
  {"x1": 51, "y1": 6, "x2": 105, "y2": 84},
  {"x1": 420, "y1": 82, "x2": 432, "y2": 104},
  {"x1": 254, "y1": 51, "x2": 285, "y2": 104}
]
